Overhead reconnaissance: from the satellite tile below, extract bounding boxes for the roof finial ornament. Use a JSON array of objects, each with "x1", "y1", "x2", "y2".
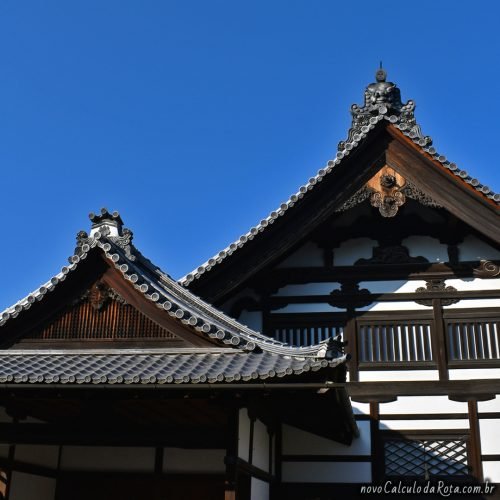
[{"x1": 337, "y1": 67, "x2": 432, "y2": 152}]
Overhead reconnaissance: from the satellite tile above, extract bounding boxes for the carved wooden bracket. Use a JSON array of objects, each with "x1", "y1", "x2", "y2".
[
  {"x1": 473, "y1": 260, "x2": 500, "y2": 279},
  {"x1": 415, "y1": 279, "x2": 459, "y2": 306},
  {"x1": 367, "y1": 166, "x2": 407, "y2": 217},
  {"x1": 76, "y1": 281, "x2": 127, "y2": 310},
  {"x1": 329, "y1": 282, "x2": 372, "y2": 309},
  {"x1": 355, "y1": 245, "x2": 428, "y2": 266}
]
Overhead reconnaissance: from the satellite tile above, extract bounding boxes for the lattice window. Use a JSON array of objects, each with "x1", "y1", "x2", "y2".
[
  {"x1": 384, "y1": 438, "x2": 469, "y2": 478},
  {"x1": 447, "y1": 320, "x2": 500, "y2": 361},
  {"x1": 358, "y1": 322, "x2": 433, "y2": 364}
]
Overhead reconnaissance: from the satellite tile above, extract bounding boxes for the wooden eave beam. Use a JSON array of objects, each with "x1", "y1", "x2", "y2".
[{"x1": 386, "y1": 126, "x2": 499, "y2": 244}]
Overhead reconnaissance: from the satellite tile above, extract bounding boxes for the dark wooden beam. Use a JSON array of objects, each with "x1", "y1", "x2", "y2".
[{"x1": 348, "y1": 380, "x2": 500, "y2": 401}]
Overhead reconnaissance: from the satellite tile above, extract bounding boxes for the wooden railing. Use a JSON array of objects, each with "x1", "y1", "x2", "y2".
[{"x1": 266, "y1": 310, "x2": 500, "y2": 373}]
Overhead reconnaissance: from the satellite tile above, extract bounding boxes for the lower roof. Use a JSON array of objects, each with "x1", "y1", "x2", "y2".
[{"x1": 0, "y1": 349, "x2": 346, "y2": 385}]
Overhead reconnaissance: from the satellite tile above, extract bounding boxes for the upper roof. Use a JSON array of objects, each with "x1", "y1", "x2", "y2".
[
  {"x1": 181, "y1": 68, "x2": 499, "y2": 288},
  {"x1": 0, "y1": 209, "x2": 346, "y2": 385}
]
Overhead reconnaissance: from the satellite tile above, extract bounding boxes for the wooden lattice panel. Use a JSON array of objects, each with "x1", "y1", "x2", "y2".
[
  {"x1": 25, "y1": 296, "x2": 177, "y2": 341},
  {"x1": 385, "y1": 439, "x2": 469, "y2": 477}
]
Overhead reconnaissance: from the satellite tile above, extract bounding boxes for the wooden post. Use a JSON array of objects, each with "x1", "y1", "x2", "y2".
[
  {"x1": 225, "y1": 407, "x2": 239, "y2": 500},
  {"x1": 370, "y1": 402, "x2": 381, "y2": 482},
  {"x1": 468, "y1": 400, "x2": 483, "y2": 481},
  {"x1": 432, "y1": 298, "x2": 449, "y2": 380}
]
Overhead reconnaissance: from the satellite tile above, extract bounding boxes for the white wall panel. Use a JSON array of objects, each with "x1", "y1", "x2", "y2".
[
  {"x1": 478, "y1": 397, "x2": 500, "y2": 413},
  {"x1": 459, "y1": 235, "x2": 500, "y2": 262},
  {"x1": 446, "y1": 278, "x2": 500, "y2": 291},
  {"x1": 380, "y1": 419, "x2": 469, "y2": 431},
  {"x1": 15, "y1": 445, "x2": 59, "y2": 468},
  {"x1": 60, "y1": 446, "x2": 155, "y2": 471},
  {"x1": 401, "y1": 236, "x2": 449, "y2": 262},
  {"x1": 351, "y1": 401, "x2": 370, "y2": 416},
  {"x1": 238, "y1": 408, "x2": 250, "y2": 462},
  {"x1": 276, "y1": 242, "x2": 323, "y2": 267},
  {"x1": 163, "y1": 448, "x2": 225, "y2": 473},
  {"x1": 483, "y1": 462, "x2": 500, "y2": 483},
  {"x1": 9, "y1": 472, "x2": 55, "y2": 500},
  {"x1": 358, "y1": 370, "x2": 439, "y2": 382},
  {"x1": 251, "y1": 478, "x2": 269, "y2": 500},
  {"x1": 379, "y1": 396, "x2": 468, "y2": 415},
  {"x1": 282, "y1": 422, "x2": 371, "y2": 456},
  {"x1": 444, "y1": 299, "x2": 500, "y2": 309},
  {"x1": 360, "y1": 301, "x2": 430, "y2": 312},
  {"x1": 282, "y1": 461, "x2": 371, "y2": 483},
  {"x1": 334, "y1": 238, "x2": 377, "y2": 266},
  {"x1": 449, "y1": 369, "x2": 500, "y2": 380},
  {"x1": 479, "y1": 419, "x2": 500, "y2": 455},
  {"x1": 252, "y1": 419, "x2": 269, "y2": 472},
  {"x1": 359, "y1": 280, "x2": 426, "y2": 294}
]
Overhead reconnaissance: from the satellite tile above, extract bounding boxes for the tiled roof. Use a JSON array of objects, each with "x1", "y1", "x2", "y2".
[
  {"x1": 0, "y1": 209, "x2": 343, "y2": 361},
  {"x1": 0, "y1": 348, "x2": 346, "y2": 385},
  {"x1": 180, "y1": 70, "x2": 499, "y2": 286}
]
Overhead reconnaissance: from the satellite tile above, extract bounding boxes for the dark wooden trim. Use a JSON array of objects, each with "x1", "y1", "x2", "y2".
[
  {"x1": 345, "y1": 316, "x2": 358, "y2": 381},
  {"x1": 154, "y1": 447, "x2": 163, "y2": 475},
  {"x1": 225, "y1": 456, "x2": 273, "y2": 483},
  {"x1": 267, "y1": 289, "x2": 500, "y2": 307},
  {"x1": 281, "y1": 454, "x2": 370, "y2": 462},
  {"x1": 358, "y1": 362, "x2": 437, "y2": 370},
  {"x1": 379, "y1": 429, "x2": 470, "y2": 439},
  {"x1": 347, "y1": 379, "x2": 500, "y2": 399},
  {"x1": 385, "y1": 128, "x2": 499, "y2": 244},
  {"x1": 478, "y1": 412, "x2": 500, "y2": 419},
  {"x1": 225, "y1": 406, "x2": 239, "y2": 500},
  {"x1": 275, "y1": 423, "x2": 282, "y2": 484},
  {"x1": 482, "y1": 454, "x2": 500, "y2": 461},
  {"x1": 370, "y1": 402, "x2": 381, "y2": 482},
  {"x1": 432, "y1": 299, "x2": 448, "y2": 380},
  {"x1": 4, "y1": 444, "x2": 14, "y2": 500},
  {"x1": 468, "y1": 400, "x2": 483, "y2": 481},
  {"x1": 379, "y1": 413, "x2": 469, "y2": 420},
  {"x1": 0, "y1": 456, "x2": 56, "y2": 478},
  {"x1": 448, "y1": 360, "x2": 500, "y2": 369}
]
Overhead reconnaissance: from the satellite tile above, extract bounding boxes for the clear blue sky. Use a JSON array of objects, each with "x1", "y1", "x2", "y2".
[{"x1": 1, "y1": 0, "x2": 499, "y2": 310}]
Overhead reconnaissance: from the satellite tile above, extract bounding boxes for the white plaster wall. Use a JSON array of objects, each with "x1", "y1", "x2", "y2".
[
  {"x1": 60, "y1": 446, "x2": 155, "y2": 471},
  {"x1": 252, "y1": 419, "x2": 269, "y2": 472},
  {"x1": 15, "y1": 445, "x2": 59, "y2": 468},
  {"x1": 379, "y1": 419, "x2": 469, "y2": 431},
  {"x1": 379, "y1": 396, "x2": 467, "y2": 415},
  {"x1": 358, "y1": 370, "x2": 439, "y2": 382},
  {"x1": 449, "y1": 369, "x2": 500, "y2": 380},
  {"x1": 282, "y1": 461, "x2": 371, "y2": 483},
  {"x1": 163, "y1": 448, "x2": 225, "y2": 473},
  {"x1": 359, "y1": 301, "x2": 430, "y2": 312},
  {"x1": 479, "y1": 419, "x2": 500, "y2": 455},
  {"x1": 273, "y1": 282, "x2": 340, "y2": 296},
  {"x1": 276, "y1": 242, "x2": 323, "y2": 268},
  {"x1": 238, "y1": 310, "x2": 262, "y2": 332},
  {"x1": 282, "y1": 422, "x2": 371, "y2": 456},
  {"x1": 359, "y1": 280, "x2": 426, "y2": 294},
  {"x1": 483, "y1": 462, "x2": 500, "y2": 483},
  {"x1": 478, "y1": 397, "x2": 500, "y2": 413},
  {"x1": 401, "y1": 236, "x2": 448, "y2": 263},
  {"x1": 446, "y1": 278, "x2": 500, "y2": 291},
  {"x1": 334, "y1": 238, "x2": 377, "y2": 266},
  {"x1": 9, "y1": 472, "x2": 55, "y2": 500},
  {"x1": 238, "y1": 408, "x2": 250, "y2": 462},
  {"x1": 444, "y1": 298, "x2": 500, "y2": 309},
  {"x1": 459, "y1": 235, "x2": 500, "y2": 262},
  {"x1": 251, "y1": 477, "x2": 269, "y2": 500},
  {"x1": 351, "y1": 401, "x2": 370, "y2": 416}
]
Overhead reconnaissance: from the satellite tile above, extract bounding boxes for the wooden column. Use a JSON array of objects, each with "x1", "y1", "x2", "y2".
[
  {"x1": 432, "y1": 298, "x2": 449, "y2": 380},
  {"x1": 370, "y1": 402, "x2": 382, "y2": 482},
  {"x1": 468, "y1": 400, "x2": 483, "y2": 481},
  {"x1": 225, "y1": 407, "x2": 239, "y2": 500}
]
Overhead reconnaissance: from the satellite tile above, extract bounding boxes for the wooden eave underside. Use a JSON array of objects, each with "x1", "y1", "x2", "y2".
[{"x1": 188, "y1": 122, "x2": 499, "y2": 303}]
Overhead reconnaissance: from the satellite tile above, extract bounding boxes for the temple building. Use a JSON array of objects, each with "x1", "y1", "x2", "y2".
[{"x1": 0, "y1": 69, "x2": 499, "y2": 499}]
